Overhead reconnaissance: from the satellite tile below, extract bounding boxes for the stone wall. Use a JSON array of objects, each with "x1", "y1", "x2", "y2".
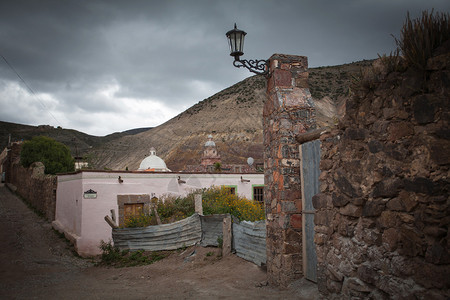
[
  {"x1": 5, "y1": 142, "x2": 57, "y2": 221},
  {"x1": 263, "y1": 54, "x2": 316, "y2": 286},
  {"x1": 314, "y1": 48, "x2": 450, "y2": 298}
]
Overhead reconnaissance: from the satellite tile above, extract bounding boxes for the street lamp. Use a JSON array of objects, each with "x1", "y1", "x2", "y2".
[{"x1": 226, "y1": 23, "x2": 269, "y2": 76}]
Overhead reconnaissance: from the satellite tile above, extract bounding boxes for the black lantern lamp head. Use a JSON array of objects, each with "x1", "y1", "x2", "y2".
[
  {"x1": 226, "y1": 23, "x2": 247, "y2": 61},
  {"x1": 226, "y1": 23, "x2": 269, "y2": 76}
]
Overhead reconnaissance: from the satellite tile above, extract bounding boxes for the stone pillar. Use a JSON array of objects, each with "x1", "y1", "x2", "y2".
[
  {"x1": 194, "y1": 193, "x2": 203, "y2": 215},
  {"x1": 263, "y1": 54, "x2": 316, "y2": 287}
]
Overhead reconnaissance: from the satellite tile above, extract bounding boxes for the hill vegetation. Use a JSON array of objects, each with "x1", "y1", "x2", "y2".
[
  {"x1": 20, "y1": 136, "x2": 74, "y2": 174},
  {"x1": 0, "y1": 121, "x2": 151, "y2": 160}
]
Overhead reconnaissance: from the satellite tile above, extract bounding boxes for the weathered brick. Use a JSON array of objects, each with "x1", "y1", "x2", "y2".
[
  {"x1": 272, "y1": 69, "x2": 292, "y2": 87},
  {"x1": 289, "y1": 214, "x2": 302, "y2": 229},
  {"x1": 280, "y1": 201, "x2": 297, "y2": 213}
]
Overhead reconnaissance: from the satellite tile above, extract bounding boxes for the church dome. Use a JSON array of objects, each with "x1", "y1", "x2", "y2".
[
  {"x1": 138, "y1": 147, "x2": 171, "y2": 172},
  {"x1": 205, "y1": 134, "x2": 216, "y2": 147}
]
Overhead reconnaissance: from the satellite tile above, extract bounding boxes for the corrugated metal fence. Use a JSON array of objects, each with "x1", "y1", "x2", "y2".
[
  {"x1": 232, "y1": 217, "x2": 266, "y2": 266},
  {"x1": 113, "y1": 213, "x2": 202, "y2": 251},
  {"x1": 112, "y1": 213, "x2": 267, "y2": 266},
  {"x1": 200, "y1": 214, "x2": 229, "y2": 247}
]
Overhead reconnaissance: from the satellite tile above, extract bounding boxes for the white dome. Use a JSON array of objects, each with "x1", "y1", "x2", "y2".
[
  {"x1": 205, "y1": 134, "x2": 216, "y2": 147},
  {"x1": 138, "y1": 148, "x2": 171, "y2": 172}
]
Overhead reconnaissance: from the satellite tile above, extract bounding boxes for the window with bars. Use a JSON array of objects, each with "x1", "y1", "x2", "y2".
[{"x1": 253, "y1": 186, "x2": 264, "y2": 202}]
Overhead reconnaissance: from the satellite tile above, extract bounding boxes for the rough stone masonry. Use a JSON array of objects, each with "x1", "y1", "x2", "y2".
[
  {"x1": 263, "y1": 54, "x2": 316, "y2": 286},
  {"x1": 314, "y1": 43, "x2": 450, "y2": 298}
]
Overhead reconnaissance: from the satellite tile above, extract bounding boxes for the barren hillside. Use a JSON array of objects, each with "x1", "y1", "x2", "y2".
[
  {"x1": 88, "y1": 75, "x2": 267, "y2": 171},
  {"x1": 88, "y1": 60, "x2": 372, "y2": 171}
]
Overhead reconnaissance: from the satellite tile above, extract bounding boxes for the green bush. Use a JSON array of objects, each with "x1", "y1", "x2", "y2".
[
  {"x1": 157, "y1": 194, "x2": 195, "y2": 223},
  {"x1": 201, "y1": 186, "x2": 265, "y2": 222},
  {"x1": 99, "y1": 240, "x2": 122, "y2": 263},
  {"x1": 98, "y1": 240, "x2": 167, "y2": 267},
  {"x1": 214, "y1": 162, "x2": 222, "y2": 172},
  {"x1": 20, "y1": 136, "x2": 75, "y2": 174},
  {"x1": 124, "y1": 212, "x2": 157, "y2": 228}
]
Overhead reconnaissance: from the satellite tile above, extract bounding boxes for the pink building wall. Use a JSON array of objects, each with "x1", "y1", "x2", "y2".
[{"x1": 53, "y1": 171, "x2": 264, "y2": 256}]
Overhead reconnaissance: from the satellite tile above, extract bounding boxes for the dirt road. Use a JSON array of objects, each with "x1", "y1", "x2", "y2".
[{"x1": 0, "y1": 184, "x2": 320, "y2": 299}]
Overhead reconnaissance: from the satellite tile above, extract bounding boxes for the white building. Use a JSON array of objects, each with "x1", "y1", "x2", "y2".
[{"x1": 53, "y1": 149, "x2": 264, "y2": 256}]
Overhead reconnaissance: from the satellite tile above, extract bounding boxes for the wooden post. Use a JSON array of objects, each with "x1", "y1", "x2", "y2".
[
  {"x1": 222, "y1": 215, "x2": 232, "y2": 256},
  {"x1": 153, "y1": 206, "x2": 162, "y2": 225},
  {"x1": 110, "y1": 209, "x2": 116, "y2": 223},
  {"x1": 104, "y1": 215, "x2": 118, "y2": 229}
]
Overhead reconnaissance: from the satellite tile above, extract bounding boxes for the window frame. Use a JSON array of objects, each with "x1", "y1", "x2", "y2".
[
  {"x1": 252, "y1": 184, "x2": 264, "y2": 202},
  {"x1": 223, "y1": 185, "x2": 237, "y2": 195}
]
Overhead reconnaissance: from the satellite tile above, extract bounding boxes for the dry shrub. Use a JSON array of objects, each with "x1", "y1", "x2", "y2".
[
  {"x1": 394, "y1": 10, "x2": 450, "y2": 70},
  {"x1": 350, "y1": 65, "x2": 381, "y2": 98},
  {"x1": 351, "y1": 10, "x2": 449, "y2": 96},
  {"x1": 377, "y1": 49, "x2": 407, "y2": 75}
]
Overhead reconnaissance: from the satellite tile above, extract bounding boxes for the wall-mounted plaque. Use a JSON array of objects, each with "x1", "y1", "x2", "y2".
[{"x1": 83, "y1": 189, "x2": 97, "y2": 199}]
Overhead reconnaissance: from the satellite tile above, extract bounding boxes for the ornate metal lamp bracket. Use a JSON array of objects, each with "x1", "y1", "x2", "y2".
[{"x1": 233, "y1": 59, "x2": 269, "y2": 76}]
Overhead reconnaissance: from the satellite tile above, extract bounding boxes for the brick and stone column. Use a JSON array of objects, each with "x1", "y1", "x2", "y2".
[{"x1": 263, "y1": 54, "x2": 316, "y2": 286}]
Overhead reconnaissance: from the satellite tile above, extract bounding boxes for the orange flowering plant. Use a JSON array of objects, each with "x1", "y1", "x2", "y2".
[{"x1": 123, "y1": 186, "x2": 265, "y2": 228}]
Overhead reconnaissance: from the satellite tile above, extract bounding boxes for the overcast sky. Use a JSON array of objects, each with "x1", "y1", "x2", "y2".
[{"x1": 1, "y1": 0, "x2": 448, "y2": 136}]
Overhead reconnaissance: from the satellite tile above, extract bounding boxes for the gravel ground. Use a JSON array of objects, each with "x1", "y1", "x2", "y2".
[{"x1": 0, "y1": 184, "x2": 320, "y2": 299}]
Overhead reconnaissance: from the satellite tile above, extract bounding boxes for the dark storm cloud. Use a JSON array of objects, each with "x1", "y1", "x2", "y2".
[{"x1": 1, "y1": 0, "x2": 449, "y2": 135}]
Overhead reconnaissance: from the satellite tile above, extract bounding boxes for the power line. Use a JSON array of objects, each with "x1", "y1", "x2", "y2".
[
  {"x1": 0, "y1": 53, "x2": 62, "y2": 128},
  {"x1": 0, "y1": 53, "x2": 89, "y2": 166}
]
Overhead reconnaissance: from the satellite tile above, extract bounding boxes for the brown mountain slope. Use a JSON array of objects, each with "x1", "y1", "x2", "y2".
[
  {"x1": 0, "y1": 121, "x2": 151, "y2": 159},
  {"x1": 89, "y1": 75, "x2": 266, "y2": 171},
  {"x1": 88, "y1": 60, "x2": 373, "y2": 171}
]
